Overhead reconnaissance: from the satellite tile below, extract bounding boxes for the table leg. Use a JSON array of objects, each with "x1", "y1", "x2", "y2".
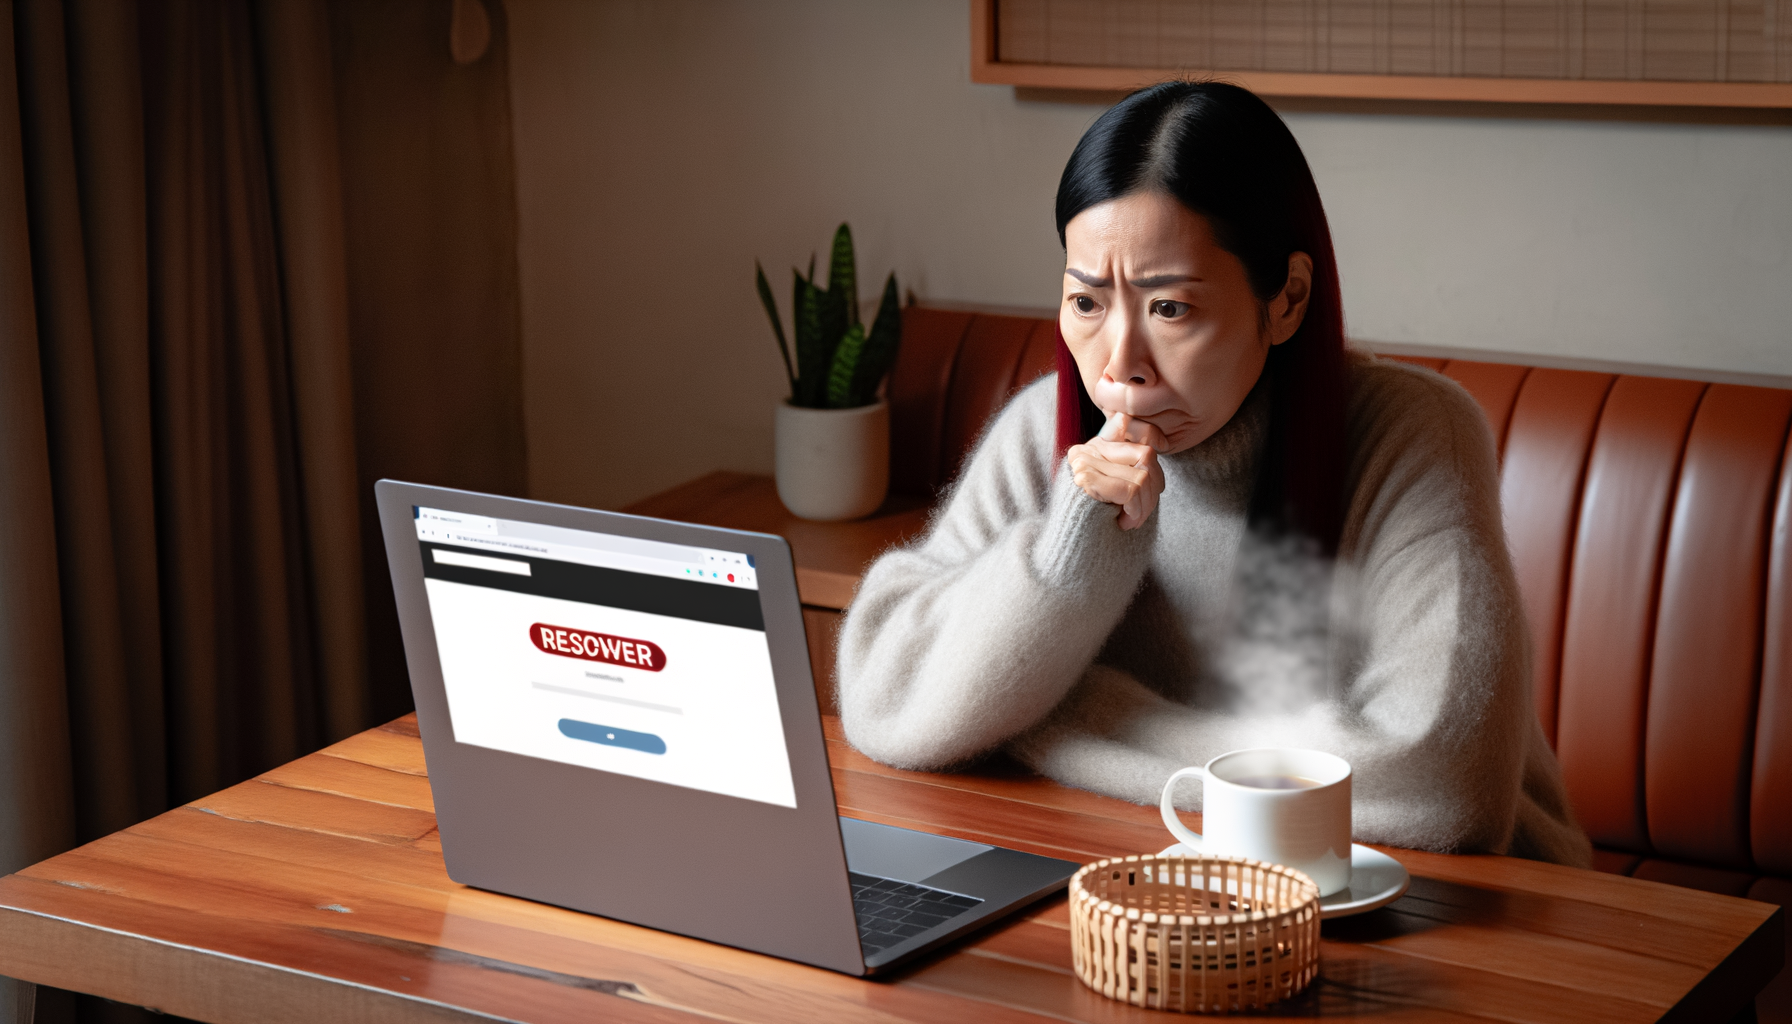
[{"x1": 1, "y1": 977, "x2": 34, "y2": 1024}]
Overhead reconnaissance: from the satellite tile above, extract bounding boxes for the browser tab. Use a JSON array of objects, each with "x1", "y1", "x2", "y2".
[{"x1": 417, "y1": 508, "x2": 498, "y2": 535}]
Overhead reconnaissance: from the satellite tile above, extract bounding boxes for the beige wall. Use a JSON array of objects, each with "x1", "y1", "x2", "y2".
[{"x1": 505, "y1": 0, "x2": 1792, "y2": 511}]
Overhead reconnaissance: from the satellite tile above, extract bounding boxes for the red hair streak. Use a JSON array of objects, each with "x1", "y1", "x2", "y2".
[{"x1": 1054, "y1": 322, "x2": 1107, "y2": 466}]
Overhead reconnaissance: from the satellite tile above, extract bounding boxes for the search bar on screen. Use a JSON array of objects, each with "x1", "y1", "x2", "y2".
[{"x1": 433, "y1": 549, "x2": 531, "y2": 576}]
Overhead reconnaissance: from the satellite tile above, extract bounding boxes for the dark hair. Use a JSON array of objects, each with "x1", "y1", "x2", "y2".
[{"x1": 1052, "y1": 81, "x2": 1349, "y2": 553}]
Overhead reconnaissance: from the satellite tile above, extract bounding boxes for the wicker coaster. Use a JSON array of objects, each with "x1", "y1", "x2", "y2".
[{"x1": 1069, "y1": 854, "x2": 1321, "y2": 1014}]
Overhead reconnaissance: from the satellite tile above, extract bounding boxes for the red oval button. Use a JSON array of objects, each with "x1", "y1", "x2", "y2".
[{"x1": 529, "y1": 623, "x2": 666, "y2": 672}]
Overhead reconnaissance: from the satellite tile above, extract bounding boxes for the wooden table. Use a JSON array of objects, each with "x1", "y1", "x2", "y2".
[
  {"x1": 0, "y1": 713, "x2": 1781, "y2": 1023},
  {"x1": 0, "y1": 472, "x2": 1782, "y2": 1022}
]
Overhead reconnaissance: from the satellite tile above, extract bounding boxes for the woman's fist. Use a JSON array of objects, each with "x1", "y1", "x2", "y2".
[{"x1": 1066, "y1": 413, "x2": 1168, "y2": 530}]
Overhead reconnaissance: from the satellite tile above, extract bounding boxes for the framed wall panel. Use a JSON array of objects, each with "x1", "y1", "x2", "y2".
[{"x1": 972, "y1": 0, "x2": 1792, "y2": 106}]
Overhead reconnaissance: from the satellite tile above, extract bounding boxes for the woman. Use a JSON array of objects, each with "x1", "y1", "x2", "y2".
[{"x1": 837, "y1": 82, "x2": 1590, "y2": 864}]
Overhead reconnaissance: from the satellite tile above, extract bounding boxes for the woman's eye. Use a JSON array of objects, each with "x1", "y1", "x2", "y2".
[
  {"x1": 1073, "y1": 295, "x2": 1098, "y2": 314},
  {"x1": 1152, "y1": 300, "x2": 1190, "y2": 320}
]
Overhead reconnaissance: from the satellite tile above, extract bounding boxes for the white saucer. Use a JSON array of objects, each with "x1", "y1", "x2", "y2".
[{"x1": 1157, "y1": 843, "x2": 1410, "y2": 919}]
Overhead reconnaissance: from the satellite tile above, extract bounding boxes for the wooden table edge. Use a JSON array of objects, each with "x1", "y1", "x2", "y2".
[
  {"x1": 3, "y1": 724, "x2": 1785, "y2": 1022},
  {"x1": 0, "y1": 902, "x2": 499, "y2": 1024},
  {"x1": 1657, "y1": 901, "x2": 1786, "y2": 1024}
]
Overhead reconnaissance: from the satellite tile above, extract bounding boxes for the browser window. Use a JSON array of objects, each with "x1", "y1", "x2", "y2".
[{"x1": 414, "y1": 507, "x2": 798, "y2": 808}]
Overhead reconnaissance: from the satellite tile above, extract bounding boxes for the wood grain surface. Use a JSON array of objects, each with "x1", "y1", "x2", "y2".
[{"x1": 0, "y1": 712, "x2": 1780, "y2": 1023}]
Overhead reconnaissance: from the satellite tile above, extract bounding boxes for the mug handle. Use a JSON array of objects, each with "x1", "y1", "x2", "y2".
[{"x1": 1159, "y1": 766, "x2": 1206, "y2": 850}]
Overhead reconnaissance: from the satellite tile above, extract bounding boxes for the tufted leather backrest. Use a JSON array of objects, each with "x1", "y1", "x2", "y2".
[{"x1": 889, "y1": 307, "x2": 1792, "y2": 879}]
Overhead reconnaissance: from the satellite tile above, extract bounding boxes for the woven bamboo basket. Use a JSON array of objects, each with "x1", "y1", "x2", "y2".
[{"x1": 1069, "y1": 854, "x2": 1321, "y2": 1014}]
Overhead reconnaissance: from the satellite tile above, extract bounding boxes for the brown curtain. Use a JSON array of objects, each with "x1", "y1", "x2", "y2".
[
  {"x1": 0, "y1": 0, "x2": 526, "y2": 1021},
  {"x1": 2, "y1": 0, "x2": 364, "y2": 837},
  {"x1": 2, "y1": 0, "x2": 361, "y2": 1018}
]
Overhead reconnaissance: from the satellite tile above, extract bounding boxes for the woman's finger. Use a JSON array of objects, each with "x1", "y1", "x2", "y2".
[
  {"x1": 1071, "y1": 458, "x2": 1150, "y2": 497},
  {"x1": 1069, "y1": 456, "x2": 1146, "y2": 502},
  {"x1": 1082, "y1": 437, "x2": 1158, "y2": 468},
  {"x1": 1073, "y1": 446, "x2": 1155, "y2": 484},
  {"x1": 1098, "y1": 412, "x2": 1130, "y2": 442},
  {"x1": 1068, "y1": 445, "x2": 1164, "y2": 527},
  {"x1": 1127, "y1": 418, "x2": 1171, "y2": 452},
  {"x1": 1080, "y1": 475, "x2": 1146, "y2": 513},
  {"x1": 1069, "y1": 447, "x2": 1160, "y2": 492},
  {"x1": 1096, "y1": 412, "x2": 1171, "y2": 452},
  {"x1": 1117, "y1": 473, "x2": 1161, "y2": 530}
]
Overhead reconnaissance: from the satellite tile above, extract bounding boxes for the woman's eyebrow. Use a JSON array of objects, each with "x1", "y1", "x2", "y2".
[
  {"x1": 1129, "y1": 273, "x2": 1200, "y2": 287},
  {"x1": 1065, "y1": 268, "x2": 1111, "y2": 287}
]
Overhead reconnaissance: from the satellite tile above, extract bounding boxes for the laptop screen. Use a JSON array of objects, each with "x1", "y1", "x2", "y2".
[{"x1": 412, "y1": 506, "x2": 798, "y2": 808}]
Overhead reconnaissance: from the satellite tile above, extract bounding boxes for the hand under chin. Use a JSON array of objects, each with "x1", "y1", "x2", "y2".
[{"x1": 1108, "y1": 411, "x2": 1209, "y2": 455}]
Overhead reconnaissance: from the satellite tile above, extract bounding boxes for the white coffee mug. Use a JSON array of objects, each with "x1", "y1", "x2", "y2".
[{"x1": 1159, "y1": 747, "x2": 1353, "y2": 897}]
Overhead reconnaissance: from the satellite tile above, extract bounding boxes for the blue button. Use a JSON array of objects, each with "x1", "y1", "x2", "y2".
[{"x1": 558, "y1": 719, "x2": 666, "y2": 755}]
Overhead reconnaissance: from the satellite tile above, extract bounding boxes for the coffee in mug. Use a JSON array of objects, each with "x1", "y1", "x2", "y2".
[
  {"x1": 1160, "y1": 748, "x2": 1352, "y2": 897},
  {"x1": 1231, "y1": 775, "x2": 1322, "y2": 791}
]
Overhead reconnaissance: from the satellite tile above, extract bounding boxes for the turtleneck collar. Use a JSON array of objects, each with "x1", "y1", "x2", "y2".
[{"x1": 1163, "y1": 378, "x2": 1269, "y2": 487}]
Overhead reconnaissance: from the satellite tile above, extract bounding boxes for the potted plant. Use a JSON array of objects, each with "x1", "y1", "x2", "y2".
[{"x1": 756, "y1": 224, "x2": 901, "y2": 521}]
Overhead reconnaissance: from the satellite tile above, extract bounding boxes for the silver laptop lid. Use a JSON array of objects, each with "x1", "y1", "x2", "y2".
[{"x1": 375, "y1": 480, "x2": 865, "y2": 974}]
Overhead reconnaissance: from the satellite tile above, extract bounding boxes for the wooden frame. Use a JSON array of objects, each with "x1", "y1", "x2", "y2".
[{"x1": 970, "y1": 0, "x2": 1792, "y2": 108}]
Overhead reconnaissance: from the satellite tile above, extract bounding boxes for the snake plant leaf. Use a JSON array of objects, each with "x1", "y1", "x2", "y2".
[
  {"x1": 760, "y1": 225, "x2": 895, "y2": 408},
  {"x1": 794, "y1": 273, "x2": 831, "y2": 408},
  {"x1": 825, "y1": 322, "x2": 867, "y2": 408},
  {"x1": 792, "y1": 269, "x2": 807, "y2": 401},
  {"x1": 816, "y1": 287, "x2": 849, "y2": 403},
  {"x1": 756, "y1": 261, "x2": 794, "y2": 394},
  {"x1": 846, "y1": 273, "x2": 902, "y2": 407},
  {"x1": 827, "y1": 222, "x2": 858, "y2": 328}
]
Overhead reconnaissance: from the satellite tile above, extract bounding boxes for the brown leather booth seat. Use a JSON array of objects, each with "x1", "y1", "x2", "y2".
[{"x1": 890, "y1": 306, "x2": 1792, "y2": 1018}]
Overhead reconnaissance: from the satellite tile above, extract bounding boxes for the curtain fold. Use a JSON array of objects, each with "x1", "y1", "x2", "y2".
[
  {"x1": 255, "y1": 0, "x2": 366, "y2": 745},
  {"x1": 64, "y1": 0, "x2": 168, "y2": 835},
  {"x1": 2, "y1": 3, "x2": 371, "y2": 1016},
  {"x1": 0, "y1": 0, "x2": 77, "y2": 875},
  {"x1": 19, "y1": 0, "x2": 159, "y2": 843},
  {"x1": 0, "y1": 1, "x2": 524, "y2": 1017},
  {"x1": 139, "y1": 0, "x2": 320, "y2": 801},
  {"x1": 0, "y1": 3, "x2": 78, "y2": 1021}
]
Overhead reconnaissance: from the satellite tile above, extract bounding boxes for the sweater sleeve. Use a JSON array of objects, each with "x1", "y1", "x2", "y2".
[
  {"x1": 837, "y1": 377, "x2": 1156, "y2": 769},
  {"x1": 1009, "y1": 363, "x2": 1589, "y2": 863}
]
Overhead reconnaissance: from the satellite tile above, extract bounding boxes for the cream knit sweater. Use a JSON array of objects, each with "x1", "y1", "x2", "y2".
[{"x1": 838, "y1": 357, "x2": 1591, "y2": 865}]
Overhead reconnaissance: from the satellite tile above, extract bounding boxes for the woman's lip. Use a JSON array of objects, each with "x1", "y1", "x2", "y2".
[{"x1": 1103, "y1": 409, "x2": 1192, "y2": 426}]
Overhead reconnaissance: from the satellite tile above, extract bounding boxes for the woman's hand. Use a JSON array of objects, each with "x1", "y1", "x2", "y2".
[{"x1": 1067, "y1": 413, "x2": 1168, "y2": 530}]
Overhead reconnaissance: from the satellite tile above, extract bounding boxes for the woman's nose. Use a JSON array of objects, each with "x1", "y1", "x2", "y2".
[{"x1": 1105, "y1": 323, "x2": 1156, "y2": 387}]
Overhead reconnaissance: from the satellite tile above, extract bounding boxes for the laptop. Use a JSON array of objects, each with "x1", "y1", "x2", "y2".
[{"x1": 375, "y1": 480, "x2": 1079, "y2": 975}]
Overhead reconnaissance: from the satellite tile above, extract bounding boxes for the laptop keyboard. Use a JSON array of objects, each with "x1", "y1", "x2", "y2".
[{"x1": 850, "y1": 871, "x2": 983, "y2": 956}]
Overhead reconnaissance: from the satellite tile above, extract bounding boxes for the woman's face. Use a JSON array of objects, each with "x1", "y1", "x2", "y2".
[{"x1": 1060, "y1": 191, "x2": 1312, "y2": 454}]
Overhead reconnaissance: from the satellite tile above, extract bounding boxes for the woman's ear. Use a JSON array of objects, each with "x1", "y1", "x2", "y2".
[{"x1": 1267, "y1": 252, "x2": 1314, "y2": 346}]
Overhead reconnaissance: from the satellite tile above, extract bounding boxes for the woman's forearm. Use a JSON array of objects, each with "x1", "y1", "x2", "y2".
[{"x1": 837, "y1": 473, "x2": 1152, "y2": 769}]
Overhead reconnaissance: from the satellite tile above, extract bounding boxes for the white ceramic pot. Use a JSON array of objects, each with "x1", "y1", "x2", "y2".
[{"x1": 774, "y1": 400, "x2": 889, "y2": 522}]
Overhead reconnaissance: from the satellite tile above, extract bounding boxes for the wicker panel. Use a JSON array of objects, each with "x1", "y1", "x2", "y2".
[
  {"x1": 996, "y1": 0, "x2": 1792, "y2": 84},
  {"x1": 1069, "y1": 854, "x2": 1320, "y2": 1014}
]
